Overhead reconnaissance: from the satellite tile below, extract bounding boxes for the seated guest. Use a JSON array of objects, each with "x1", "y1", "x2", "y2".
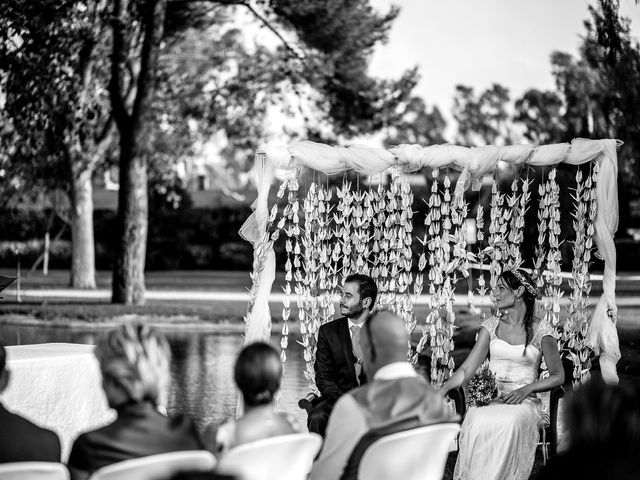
[
  {"x1": 204, "y1": 342, "x2": 297, "y2": 455},
  {"x1": 0, "y1": 342, "x2": 61, "y2": 462},
  {"x1": 310, "y1": 310, "x2": 457, "y2": 480},
  {"x1": 308, "y1": 274, "x2": 377, "y2": 436},
  {"x1": 68, "y1": 323, "x2": 203, "y2": 480},
  {"x1": 539, "y1": 376, "x2": 640, "y2": 480}
]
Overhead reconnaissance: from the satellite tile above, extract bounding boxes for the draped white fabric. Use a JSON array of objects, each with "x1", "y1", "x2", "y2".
[
  {"x1": 239, "y1": 153, "x2": 277, "y2": 345},
  {"x1": 585, "y1": 139, "x2": 620, "y2": 383},
  {"x1": 244, "y1": 139, "x2": 621, "y2": 383}
]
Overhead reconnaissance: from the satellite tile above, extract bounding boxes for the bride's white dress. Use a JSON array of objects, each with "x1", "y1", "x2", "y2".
[{"x1": 454, "y1": 316, "x2": 557, "y2": 480}]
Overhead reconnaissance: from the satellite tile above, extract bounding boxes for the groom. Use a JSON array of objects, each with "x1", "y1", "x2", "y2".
[{"x1": 307, "y1": 273, "x2": 377, "y2": 436}]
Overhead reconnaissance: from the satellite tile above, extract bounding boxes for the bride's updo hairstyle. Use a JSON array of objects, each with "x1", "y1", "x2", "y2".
[
  {"x1": 500, "y1": 269, "x2": 540, "y2": 352},
  {"x1": 235, "y1": 342, "x2": 282, "y2": 407}
]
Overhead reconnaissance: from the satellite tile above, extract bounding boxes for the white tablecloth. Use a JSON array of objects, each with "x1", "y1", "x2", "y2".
[{"x1": 0, "y1": 343, "x2": 115, "y2": 461}]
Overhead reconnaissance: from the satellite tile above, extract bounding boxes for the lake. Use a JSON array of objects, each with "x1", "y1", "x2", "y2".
[{"x1": 0, "y1": 323, "x2": 311, "y2": 432}]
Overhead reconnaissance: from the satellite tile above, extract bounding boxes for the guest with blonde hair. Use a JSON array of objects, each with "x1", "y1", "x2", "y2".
[{"x1": 68, "y1": 323, "x2": 203, "y2": 480}]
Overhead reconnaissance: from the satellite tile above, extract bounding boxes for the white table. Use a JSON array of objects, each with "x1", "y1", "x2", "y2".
[{"x1": 1, "y1": 343, "x2": 115, "y2": 461}]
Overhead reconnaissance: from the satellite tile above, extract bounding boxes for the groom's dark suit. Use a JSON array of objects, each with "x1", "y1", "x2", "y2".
[{"x1": 308, "y1": 317, "x2": 367, "y2": 436}]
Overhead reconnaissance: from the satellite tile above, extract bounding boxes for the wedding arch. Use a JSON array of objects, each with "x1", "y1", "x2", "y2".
[{"x1": 239, "y1": 139, "x2": 622, "y2": 388}]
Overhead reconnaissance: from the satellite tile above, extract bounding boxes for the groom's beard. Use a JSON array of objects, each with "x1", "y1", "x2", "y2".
[{"x1": 341, "y1": 304, "x2": 365, "y2": 319}]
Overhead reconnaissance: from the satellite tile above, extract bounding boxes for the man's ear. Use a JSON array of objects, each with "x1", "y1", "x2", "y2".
[{"x1": 363, "y1": 297, "x2": 372, "y2": 310}]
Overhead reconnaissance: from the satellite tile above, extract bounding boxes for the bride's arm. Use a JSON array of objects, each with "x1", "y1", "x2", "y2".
[
  {"x1": 438, "y1": 327, "x2": 491, "y2": 396},
  {"x1": 503, "y1": 335, "x2": 565, "y2": 404}
]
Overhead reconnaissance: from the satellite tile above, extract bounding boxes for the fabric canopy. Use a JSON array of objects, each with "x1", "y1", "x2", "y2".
[{"x1": 241, "y1": 139, "x2": 621, "y2": 384}]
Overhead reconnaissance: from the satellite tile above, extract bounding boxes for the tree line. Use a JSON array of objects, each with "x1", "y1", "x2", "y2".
[{"x1": 1, "y1": 0, "x2": 638, "y2": 304}]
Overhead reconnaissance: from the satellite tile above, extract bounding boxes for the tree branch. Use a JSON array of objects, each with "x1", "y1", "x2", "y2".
[
  {"x1": 132, "y1": 0, "x2": 168, "y2": 128},
  {"x1": 109, "y1": 0, "x2": 131, "y2": 129},
  {"x1": 92, "y1": 118, "x2": 116, "y2": 169},
  {"x1": 239, "y1": 1, "x2": 304, "y2": 60}
]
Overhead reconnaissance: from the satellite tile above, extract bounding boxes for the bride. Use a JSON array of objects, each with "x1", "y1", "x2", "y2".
[{"x1": 439, "y1": 269, "x2": 565, "y2": 480}]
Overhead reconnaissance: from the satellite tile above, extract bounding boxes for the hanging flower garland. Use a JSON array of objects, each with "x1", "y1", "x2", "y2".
[
  {"x1": 316, "y1": 183, "x2": 336, "y2": 331},
  {"x1": 474, "y1": 195, "x2": 489, "y2": 306},
  {"x1": 275, "y1": 175, "x2": 298, "y2": 385},
  {"x1": 351, "y1": 187, "x2": 373, "y2": 277},
  {"x1": 372, "y1": 184, "x2": 389, "y2": 297},
  {"x1": 506, "y1": 176, "x2": 532, "y2": 269},
  {"x1": 335, "y1": 181, "x2": 354, "y2": 284},
  {"x1": 417, "y1": 168, "x2": 456, "y2": 388},
  {"x1": 300, "y1": 182, "x2": 322, "y2": 387},
  {"x1": 543, "y1": 168, "x2": 563, "y2": 327},
  {"x1": 565, "y1": 164, "x2": 599, "y2": 383},
  {"x1": 390, "y1": 171, "x2": 415, "y2": 333},
  {"x1": 450, "y1": 178, "x2": 474, "y2": 316},
  {"x1": 533, "y1": 179, "x2": 549, "y2": 295},
  {"x1": 488, "y1": 178, "x2": 507, "y2": 292},
  {"x1": 415, "y1": 168, "x2": 441, "y2": 366},
  {"x1": 438, "y1": 174, "x2": 457, "y2": 382}
]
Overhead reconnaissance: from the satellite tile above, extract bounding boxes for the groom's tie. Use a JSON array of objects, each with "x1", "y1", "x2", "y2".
[{"x1": 351, "y1": 325, "x2": 363, "y2": 384}]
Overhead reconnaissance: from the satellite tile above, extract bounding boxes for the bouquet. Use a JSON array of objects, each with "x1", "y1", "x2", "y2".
[{"x1": 467, "y1": 363, "x2": 498, "y2": 407}]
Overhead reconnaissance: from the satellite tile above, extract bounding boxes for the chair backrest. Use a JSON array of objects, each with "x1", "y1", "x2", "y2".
[
  {"x1": 89, "y1": 451, "x2": 216, "y2": 480},
  {"x1": 358, "y1": 423, "x2": 460, "y2": 480},
  {"x1": 216, "y1": 433, "x2": 322, "y2": 480},
  {"x1": 0, "y1": 462, "x2": 69, "y2": 480}
]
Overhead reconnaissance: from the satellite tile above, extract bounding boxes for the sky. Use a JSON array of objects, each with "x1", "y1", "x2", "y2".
[{"x1": 367, "y1": 0, "x2": 640, "y2": 135}]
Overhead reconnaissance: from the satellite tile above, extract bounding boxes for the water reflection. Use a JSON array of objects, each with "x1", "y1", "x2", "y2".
[{"x1": 0, "y1": 324, "x2": 310, "y2": 431}]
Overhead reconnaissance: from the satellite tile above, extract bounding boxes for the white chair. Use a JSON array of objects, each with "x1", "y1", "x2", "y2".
[
  {"x1": 0, "y1": 462, "x2": 69, "y2": 480},
  {"x1": 89, "y1": 450, "x2": 216, "y2": 480},
  {"x1": 358, "y1": 423, "x2": 460, "y2": 480},
  {"x1": 216, "y1": 433, "x2": 322, "y2": 480}
]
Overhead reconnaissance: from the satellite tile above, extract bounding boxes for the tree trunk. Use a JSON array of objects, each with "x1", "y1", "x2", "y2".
[
  {"x1": 69, "y1": 163, "x2": 97, "y2": 289},
  {"x1": 109, "y1": 0, "x2": 167, "y2": 305},
  {"x1": 111, "y1": 133, "x2": 148, "y2": 304}
]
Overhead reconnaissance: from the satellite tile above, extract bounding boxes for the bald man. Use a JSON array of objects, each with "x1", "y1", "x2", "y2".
[{"x1": 310, "y1": 310, "x2": 458, "y2": 480}]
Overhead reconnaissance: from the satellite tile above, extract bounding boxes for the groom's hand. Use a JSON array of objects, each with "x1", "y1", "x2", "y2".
[{"x1": 502, "y1": 385, "x2": 532, "y2": 404}]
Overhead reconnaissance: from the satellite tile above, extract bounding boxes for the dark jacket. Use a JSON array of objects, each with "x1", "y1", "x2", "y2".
[
  {"x1": 68, "y1": 401, "x2": 203, "y2": 473},
  {"x1": 314, "y1": 317, "x2": 365, "y2": 405},
  {"x1": 0, "y1": 403, "x2": 61, "y2": 463}
]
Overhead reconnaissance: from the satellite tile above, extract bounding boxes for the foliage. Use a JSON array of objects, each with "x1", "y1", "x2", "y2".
[
  {"x1": 513, "y1": 89, "x2": 565, "y2": 144},
  {"x1": 384, "y1": 97, "x2": 447, "y2": 147},
  {"x1": 270, "y1": 0, "x2": 418, "y2": 137},
  {"x1": 453, "y1": 84, "x2": 512, "y2": 146},
  {"x1": 0, "y1": 0, "x2": 112, "y2": 196}
]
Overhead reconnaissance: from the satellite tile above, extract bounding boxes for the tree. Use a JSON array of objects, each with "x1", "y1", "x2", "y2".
[
  {"x1": 452, "y1": 83, "x2": 512, "y2": 146},
  {"x1": 538, "y1": 0, "x2": 640, "y2": 232},
  {"x1": 0, "y1": 0, "x2": 114, "y2": 288},
  {"x1": 513, "y1": 89, "x2": 565, "y2": 144},
  {"x1": 384, "y1": 96, "x2": 447, "y2": 147},
  {"x1": 109, "y1": 0, "x2": 419, "y2": 304},
  {"x1": 582, "y1": 0, "x2": 640, "y2": 229}
]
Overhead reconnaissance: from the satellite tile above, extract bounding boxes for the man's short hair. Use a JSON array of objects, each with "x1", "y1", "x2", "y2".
[{"x1": 344, "y1": 274, "x2": 377, "y2": 307}]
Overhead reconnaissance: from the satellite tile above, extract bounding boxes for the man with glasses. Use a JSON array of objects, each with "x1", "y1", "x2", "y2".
[
  {"x1": 306, "y1": 274, "x2": 377, "y2": 436},
  {"x1": 310, "y1": 309, "x2": 457, "y2": 480}
]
